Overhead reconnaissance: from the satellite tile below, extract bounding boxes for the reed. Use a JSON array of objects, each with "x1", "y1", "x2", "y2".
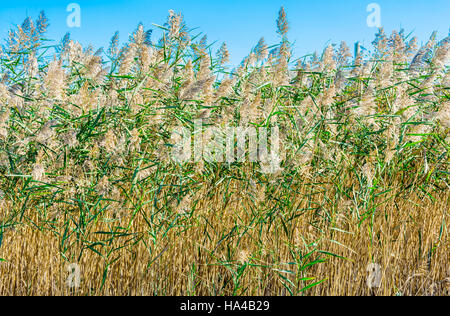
[{"x1": 0, "y1": 8, "x2": 448, "y2": 296}]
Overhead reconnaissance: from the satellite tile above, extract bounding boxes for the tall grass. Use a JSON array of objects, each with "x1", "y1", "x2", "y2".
[{"x1": 0, "y1": 9, "x2": 448, "y2": 296}]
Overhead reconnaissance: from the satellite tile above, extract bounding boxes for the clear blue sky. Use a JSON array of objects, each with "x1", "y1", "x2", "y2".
[{"x1": 1, "y1": 0, "x2": 449, "y2": 65}]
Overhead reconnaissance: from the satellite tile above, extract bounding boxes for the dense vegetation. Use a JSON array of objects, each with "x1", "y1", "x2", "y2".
[{"x1": 0, "y1": 8, "x2": 448, "y2": 295}]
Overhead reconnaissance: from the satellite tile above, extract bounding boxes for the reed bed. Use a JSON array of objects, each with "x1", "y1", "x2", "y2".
[{"x1": 0, "y1": 8, "x2": 448, "y2": 296}]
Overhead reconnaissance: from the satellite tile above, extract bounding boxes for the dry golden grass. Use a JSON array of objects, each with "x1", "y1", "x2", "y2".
[{"x1": 1, "y1": 179, "x2": 448, "y2": 296}]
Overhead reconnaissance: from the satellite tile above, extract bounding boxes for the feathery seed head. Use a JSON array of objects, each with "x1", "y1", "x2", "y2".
[
  {"x1": 276, "y1": 7, "x2": 289, "y2": 37},
  {"x1": 217, "y1": 42, "x2": 230, "y2": 65}
]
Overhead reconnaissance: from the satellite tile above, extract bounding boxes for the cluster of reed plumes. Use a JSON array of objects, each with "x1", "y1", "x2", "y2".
[{"x1": 0, "y1": 8, "x2": 448, "y2": 296}]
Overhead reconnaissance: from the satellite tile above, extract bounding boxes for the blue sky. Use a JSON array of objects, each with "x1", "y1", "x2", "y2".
[{"x1": 0, "y1": 0, "x2": 449, "y2": 65}]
